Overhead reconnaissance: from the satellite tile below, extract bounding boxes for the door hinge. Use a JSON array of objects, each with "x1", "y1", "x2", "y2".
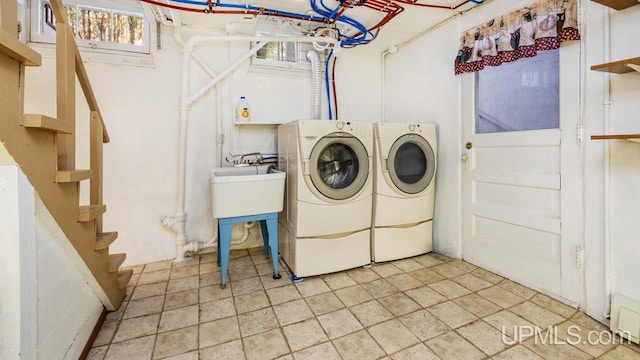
[
  {"x1": 576, "y1": 123, "x2": 584, "y2": 147},
  {"x1": 576, "y1": 243, "x2": 584, "y2": 269}
]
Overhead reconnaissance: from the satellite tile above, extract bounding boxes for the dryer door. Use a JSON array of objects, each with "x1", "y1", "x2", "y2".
[
  {"x1": 309, "y1": 133, "x2": 369, "y2": 200},
  {"x1": 387, "y1": 134, "x2": 435, "y2": 194}
]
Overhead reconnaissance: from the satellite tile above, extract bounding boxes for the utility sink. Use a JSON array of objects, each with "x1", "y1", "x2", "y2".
[{"x1": 210, "y1": 165, "x2": 285, "y2": 219}]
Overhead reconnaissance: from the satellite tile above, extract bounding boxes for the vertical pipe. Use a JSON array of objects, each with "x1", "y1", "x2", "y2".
[
  {"x1": 307, "y1": 49, "x2": 322, "y2": 119},
  {"x1": 602, "y1": 7, "x2": 612, "y2": 318}
]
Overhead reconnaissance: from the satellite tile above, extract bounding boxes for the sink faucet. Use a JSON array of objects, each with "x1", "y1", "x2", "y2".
[{"x1": 240, "y1": 152, "x2": 263, "y2": 165}]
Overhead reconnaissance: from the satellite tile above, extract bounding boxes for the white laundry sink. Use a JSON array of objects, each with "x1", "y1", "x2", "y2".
[{"x1": 210, "y1": 165, "x2": 285, "y2": 219}]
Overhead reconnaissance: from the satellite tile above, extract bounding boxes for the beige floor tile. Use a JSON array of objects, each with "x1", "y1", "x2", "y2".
[
  {"x1": 427, "y1": 301, "x2": 477, "y2": 329},
  {"x1": 153, "y1": 325, "x2": 198, "y2": 359},
  {"x1": 105, "y1": 302, "x2": 127, "y2": 324},
  {"x1": 390, "y1": 343, "x2": 440, "y2": 360},
  {"x1": 138, "y1": 270, "x2": 171, "y2": 286},
  {"x1": 173, "y1": 257, "x2": 200, "y2": 268},
  {"x1": 454, "y1": 293, "x2": 502, "y2": 318},
  {"x1": 452, "y1": 273, "x2": 493, "y2": 292},
  {"x1": 385, "y1": 273, "x2": 423, "y2": 291},
  {"x1": 231, "y1": 277, "x2": 264, "y2": 296},
  {"x1": 199, "y1": 316, "x2": 240, "y2": 349},
  {"x1": 522, "y1": 335, "x2": 592, "y2": 360},
  {"x1": 199, "y1": 285, "x2": 231, "y2": 303},
  {"x1": 199, "y1": 273, "x2": 220, "y2": 288},
  {"x1": 87, "y1": 346, "x2": 107, "y2": 360},
  {"x1": 405, "y1": 285, "x2": 447, "y2": 308},
  {"x1": 425, "y1": 331, "x2": 485, "y2": 360},
  {"x1": 238, "y1": 307, "x2": 279, "y2": 337},
  {"x1": 335, "y1": 285, "x2": 374, "y2": 307},
  {"x1": 372, "y1": 263, "x2": 403, "y2": 278},
  {"x1": 251, "y1": 252, "x2": 272, "y2": 265},
  {"x1": 448, "y1": 259, "x2": 478, "y2": 273},
  {"x1": 256, "y1": 262, "x2": 277, "y2": 276},
  {"x1": 171, "y1": 265, "x2": 200, "y2": 280},
  {"x1": 378, "y1": 293, "x2": 422, "y2": 317},
  {"x1": 273, "y1": 299, "x2": 315, "y2": 326},
  {"x1": 164, "y1": 289, "x2": 199, "y2": 311},
  {"x1": 292, "y1": 342, "x2": 341, "y2": 360},
  {"x1": 159, "y1": 305, "x2": 199, "y2": 332},
  {"x1": 407, "y1": 268, "x2": 445, "y2": 284},
  {"x1": 478, "y1": 286, "x2": 525, "y2": 309},
  {"x1": 275, "y1": 355, "x2": 293, "y2": 360},
  {"x1": 131, "y1": 282, "x2": 167, "y2": 300},
  {"x1": 509, "y1": 301, "x2": 566, "y2": 328},
  {"x1": 229, "y1": 249, "x2": 250, "y2": 259},
  {"x1": 124, "y1": 264, "x2": 145, "y2": 275},
  {"x1": 199, "y1": 253, "x2": 216, "y2": 264},
  {"x1": 471, "y1": 268, "x2": 504, "y2": 284},
  {"x1": 305, "y1": 292, "x2": 345, "y2": 315},
  {"x1": 234, "y1": 290, "x2": 270, "y2": 314},
  {"x1": 167, "y1": 276, "x2": 200, "y2": 294},
  {"x1": 399, "y1": 309, "x2": 450, "y2": 341},
  {"x1": 93, "y1": 321, "x2": 117, "y2": 347},
  {"x1": 492, "y1": 345, "x2": 543, "y2": 360},
  {"x1": 144, "y1": 261, "x2": 173, "y2": 273},
  {"x1": 483, "y1": 310, "x2": 535, "y2": 338},
  {"x1": 624, "y1": 342, "x2": 640, "y2": 354},
  {"x1": 430, "y1": 263, "x2": 466, "y2": 278},
  {"x1": 260, "y1": 273, "x2": 290, "y2": 290},
  {"x1": 412, "y1": 254, "x2": 444, "y2": 268},
  {"x1": 163, "y1": 351, "x2": 199, "y2": 360},
  {"x1": 322, "y1": 272, "x2": 358, "y2": 290},
  {"x1": 113, "y1": 314, "x2": 160, "y2": 343},
  {"x1": 200, "y1": 298, "x2": 236, "y2": 322},
  {"x1": 282, "y1": 318, "x2": 329, "y2": 351},
  {"x1": 361, "y1": 279, "x2": 400, "y2": 299},
  {"x1": 123, "y1": 295, "x2": 164, "y2": 319},
  {"x1": 457, "y1": 320, "x2": 510, "y2": 356},
  {"x1": 347, "y1": 267, "x2": 381, "y2": 283},
  {"x1": 266, "y1": 285, "x2": 301, "y2": 305},
  {"x1": 243, "y1": 328, "x2": 290, "y2": 360},
  {"x1": 599, "y1": 346, "x2": 640, "y2": 360},
  {"x1": 429, "y1": 279, "x2": 472, "y2": 299},
  {"x1": 498, "y1": 279, "x2": 537, "y2": 300},
  {"x1": 570, "y1": 311, "x2": 608, "y2": 331},
  {"x1": 332, "y1": 329, "x2": 386, "y2": 360},
  {"x1": 294, "y1": 278, "x2": 331, "y2": 297},
  {"x1": 228, "y1": 256, "x2": 254, "y2": 269},
  {"x1": 368, "y1": 319, "x2": 420, "y2": 354},
  {"x1": 199, "y1": 262, "x2": 217, "y2": 275},
  {"x1": 199, "y1": 339, "x2": 245, "y2": 360},
  {"x1": 228, "y1": 265, "x2": 258, "y2": 281},
  {"x1": 554, "y1": 320, "x2": 616, "y2": 357},
  {"x1": 317, "y1": 309, "x2": 363, "y2": 339},
  {"x1": 530, "y1": 293, "x2": 577, "y2": 319},
  {"x1": 431, "y1": 253, "x2": 454, "y2": 262},
  {"x1": 350, "y1": 299, "x2": 395, "y2": 327},
  {"x1": 391, "y1": 258, "x2": 425, "y2": 272},
  {"x1": 105, "y1": 335, "x2": 155, "y2": 360}
]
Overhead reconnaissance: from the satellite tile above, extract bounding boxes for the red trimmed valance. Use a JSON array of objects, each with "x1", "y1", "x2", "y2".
[{"x1": 454, "y1": 0, "x2": 580, "y2": 75}]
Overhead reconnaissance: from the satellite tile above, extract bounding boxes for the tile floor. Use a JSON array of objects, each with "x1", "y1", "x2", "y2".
[{"x1": 88, "y1": 249, "x2": 640, "y2": 360}]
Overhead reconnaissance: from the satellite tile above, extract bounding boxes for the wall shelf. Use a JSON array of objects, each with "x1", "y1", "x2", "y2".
[
  {"x1": 590, "y1": 0, "x2": 639, "y2": 10},
  {"x1": 234, "y1": 121, "x2": 281, "y2": 126},
  {"x1": 591, "y1": 134, "x2": 640, "y2": 144},
  {"x1": 591, "y1": 57, "x2": 640, "y2": 74}
]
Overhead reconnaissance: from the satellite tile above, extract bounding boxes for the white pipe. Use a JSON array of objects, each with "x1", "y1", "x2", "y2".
[
  {"x1": 380, "y1": 45, "x2": 398, "y2": 123},
  {"x1": 307, "y1": 50, "x2": 322, "y2": 119},
  {"x1": 603, "y1": 7, "x2": 612, "y2": 318}
]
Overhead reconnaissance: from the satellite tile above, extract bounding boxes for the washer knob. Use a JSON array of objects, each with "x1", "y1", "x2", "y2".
[
  {"x1": 409, "y1": 124, "x2": 416, "y2": 131},
  {"x1": 336, "y1": 122, "x2": 344, "y2": 130}
]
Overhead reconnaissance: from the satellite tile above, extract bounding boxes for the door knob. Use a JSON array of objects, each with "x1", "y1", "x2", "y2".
[
  {"x1": 465, "y1": 142, "x2": 473, "y2": 149},
  {"x1": 461, "y1": 154, "x2": 468, "y2": 161}
]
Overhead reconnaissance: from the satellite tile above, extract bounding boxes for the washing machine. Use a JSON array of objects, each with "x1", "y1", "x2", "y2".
[
  {"x1": 372, "y1": 122, "x2": 437, "y2": 262},
  {"x1": 278, "y1": 120, "x2": 373, "y2": 278}
]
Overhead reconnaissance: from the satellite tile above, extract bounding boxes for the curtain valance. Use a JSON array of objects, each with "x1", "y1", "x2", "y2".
[{"x1": 454, "y1": 0, "x2": 580, "y2": 75}]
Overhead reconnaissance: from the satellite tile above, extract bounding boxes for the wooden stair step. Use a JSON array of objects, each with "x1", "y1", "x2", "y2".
[
  {"x1": 22, "y1": 114, "x2": 73, "y2": 134},
  {"x1": 78, "y1": 205, "x2": 106, "y2": 222},
  {"x1": 0, "y1": 28, "x2": 42, "y2": 66},
  {"x1": 117, "y1": 269, "x2": 134, "y2": 289},
  {"x1": 96, "y1": 232, "x2": 118, "y2": 251},
  {"x1": 56, "y1": 170, "x2": 92, "y2": 183},
  {"x1": 108, "y1": 253, "x2": 126, "y2": 273}
]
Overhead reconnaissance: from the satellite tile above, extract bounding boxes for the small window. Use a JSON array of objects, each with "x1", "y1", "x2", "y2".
[
  {"x1": 475, "y1": 49, "x2": 559, "y2": 133},
  {"x1": 30, "y1": 0, "x2": 149, "y2": 54},
  {"x1": 251, "y1": 36, "x2": 325, "y2": 72}
]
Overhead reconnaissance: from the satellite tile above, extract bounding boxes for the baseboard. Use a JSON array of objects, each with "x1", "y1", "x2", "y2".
[{"x1": 79, "y1": 307, "x2": 107, "y2": 360}]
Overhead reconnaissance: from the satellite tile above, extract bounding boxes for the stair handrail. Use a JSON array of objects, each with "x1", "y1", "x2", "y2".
[{"x1": 48, "y1": 0, "x2": 110, "y2": 144}]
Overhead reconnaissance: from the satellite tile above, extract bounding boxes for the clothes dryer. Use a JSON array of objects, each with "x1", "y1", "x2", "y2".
[
  {"x1": 372, "y1": 122, "x2": 437, "y2": 262},
  {"x1": 278, "y1": 120, "x2": 373, "y2": 278}
]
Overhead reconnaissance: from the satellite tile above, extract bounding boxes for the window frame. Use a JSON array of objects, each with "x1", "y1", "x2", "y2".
[{"x1": 29, "y1": 0, "x2": 150, "y2": 55}]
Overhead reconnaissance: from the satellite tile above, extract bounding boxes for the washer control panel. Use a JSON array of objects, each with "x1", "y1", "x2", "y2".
[{"x1": 335, "y1": 121, "x2": 352, "y2": 131}]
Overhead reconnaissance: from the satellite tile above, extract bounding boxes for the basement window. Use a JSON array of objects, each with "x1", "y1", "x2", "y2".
[
  {"x1": 251, "y1": 36, "x2": 325, "y2": 73},
  {"x1": 30, "y1": 0, "x2": 149, "y2": 54}
]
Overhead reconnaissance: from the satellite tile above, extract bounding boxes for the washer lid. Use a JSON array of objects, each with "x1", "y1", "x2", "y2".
[
  {"x1": 387, "y1": 134, "x2": 435, "y2": 194},
  {"x1": 309, "y1": 133, "x2": 369, "y2": 200}
]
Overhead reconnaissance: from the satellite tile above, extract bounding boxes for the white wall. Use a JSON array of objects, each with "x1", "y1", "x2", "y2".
[
  {"x1": 0, "y1": 163, "x2": 102, "y2": 360},
  {"x1": 24, "y1": 22, "x2": 381, "y2": 266}
]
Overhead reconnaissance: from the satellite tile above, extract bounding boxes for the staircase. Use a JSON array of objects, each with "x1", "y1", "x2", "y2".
[{"x1": 0, "y1": 0, "x2": 129, "y2": 310}]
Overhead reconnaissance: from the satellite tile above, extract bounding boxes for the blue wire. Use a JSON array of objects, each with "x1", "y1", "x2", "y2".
[{"x1": 325, "y1": 50, "x2": 334, "y2": 120}]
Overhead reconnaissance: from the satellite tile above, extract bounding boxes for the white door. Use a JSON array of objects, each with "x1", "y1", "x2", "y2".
[{"x1": 461, "y1": 48, "x2": 583, "y2": 304}]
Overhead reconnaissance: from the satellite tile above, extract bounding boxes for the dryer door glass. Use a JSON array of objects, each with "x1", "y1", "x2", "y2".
[
  {"x1": 387, "y1": 134, "x2": 436, "y2": 194},
  {"x1": 309, "y1": 134, "x2": 369, "y2": 200}
]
